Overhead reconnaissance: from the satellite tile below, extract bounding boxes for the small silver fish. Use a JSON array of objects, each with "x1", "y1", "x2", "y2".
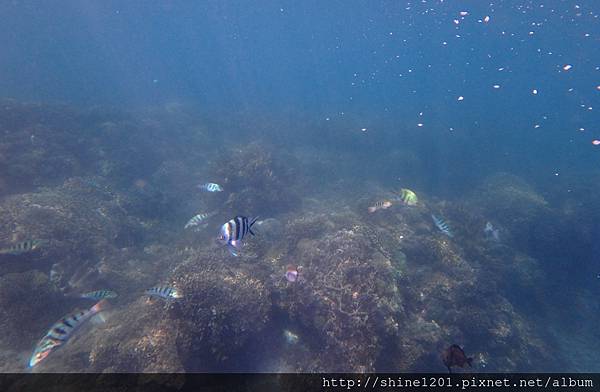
[
  {"x1": 285, "y1": 265, "x2": 301, "y2": 282},
  {"x1": 484, "y1": 221, "x2": 500, "y2": 242},
  {"x1": 184, "y1": 211, "x2": 217, "y2": 229},
  {"x1": 80, "y1": 290, "x2": 118, "y2": 300},
  {"x1": 0, "y1": 239, "x2": 47, "y2": 255},
  {"x1": 29, "y1": 300, "x2": 108, "y2": 368},
  {"x1": 198, "y1": 182, "x2": 223, "y2": 192},
  {"x1": 283, "y1": 330, "x2": 299, "y2": 344},
  {"x1": 145, "y1": 286, "x2": 183, "y2": 299},
  {"x1": 368, "y1": 200, "x2": 392, "y2": 213},
  {"x1": 432, "y1": 214, "x2": 453, "y2": 237}
]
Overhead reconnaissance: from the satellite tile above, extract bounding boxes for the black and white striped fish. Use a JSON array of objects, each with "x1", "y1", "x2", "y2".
[
  {"x1": 145, "y1": 286, "x2": 183, "y2": 299},
  {"x1": 432, "y1": 214, "x2": 453, "y2": 237},
  {"x1": 218, "y1": 216, "x2": 258, "y2": 256},
  {"x1": 80, "y1": 290, "x2": 117, "y2": 300},
  {"x1": 0, "y1": 239, "x2": 46, "y2": 255},
  {"x1": 198, "y1": 182, "x2": 223, "y2": 192},
  {"x1": 29, "y1": 300, "x2": 108, "y2": 368},
  {"x1": 184, "y1": 211, "x2": 217, "y2": 230}
]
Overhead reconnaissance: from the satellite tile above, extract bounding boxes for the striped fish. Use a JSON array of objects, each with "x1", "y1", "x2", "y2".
[
  {"x1": 0, "y1": 239, "x2": 46, "y2": 255},
  {"x1": 368, "y1": 200, "x2": 392, "y2": 213},
  {"x1": 29, "y1": 300, "x2": 108, "y2": 368},
  {"x1": 432, "y1": 214, "x2": 453, "y2": 237},
  {"x1": 397, "y1": 188, "x2": 418, "y2": 206},
  {"x1": 218, "y1": 216, "x2": 258, "y2": 256},
  {"x1": 184, "y1": 211, "x2": 217, "y2": 230},
  {"x1": 80, "y1": 290, "x2": 117, "y2": 300},
  {"x1": 198, "y1": 182, "x2": 223, "y2": 192},
  {"x1": 145, "y1": 286, "x2": 183, "y2": 299}
]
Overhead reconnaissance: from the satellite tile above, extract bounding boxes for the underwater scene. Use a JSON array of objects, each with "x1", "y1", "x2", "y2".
[{"x1": 0, "y1": 1, "x2": 599, "y2": 373}]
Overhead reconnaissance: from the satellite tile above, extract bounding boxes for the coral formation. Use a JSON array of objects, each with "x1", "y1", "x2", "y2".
[{"x1": 0, "y1": 101, "x2": 569, "y2": 373}]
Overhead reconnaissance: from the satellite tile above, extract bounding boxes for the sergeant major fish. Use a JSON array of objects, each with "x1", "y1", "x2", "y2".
[
  {"x1": 368, "y1": 200, "x2": 392, "y2": 213},
  {"x1": 29, "y1": 300, "x2": 108, "y2": 368},
  {"x1": 395, "y1": 188, "x2": 418, "y2": 206},
  {"x1": 0, "y1": 239, "x2": 47, "y2": 255},
  {"x1": 432, "y1": 214, "x2": 453, "y2": 237},
  {"x1": 198, "y1": 182, "x2": 223, "y2": 192},
  {"x1": 218, "y1": 216, "x2": 258, "y2": 256},
  {"x1": 184, "y1": 211, "x2": 217, "y2": 230},
  {"x1": 80, "y1": 290, "x2": 117, "y2": 300},
  {"x1": 145, "y1": 286, "x2": 183, "y2": 299}
]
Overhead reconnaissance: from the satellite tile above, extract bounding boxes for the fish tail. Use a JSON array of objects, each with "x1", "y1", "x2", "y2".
[{"x1": 248, "y1": 216, "x2": 258, "y2": 235}]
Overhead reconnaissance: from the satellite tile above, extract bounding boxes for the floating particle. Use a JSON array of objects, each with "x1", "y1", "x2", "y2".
[
  {"x1": 484, "y1": 15, "x2": 490, "y2": 23},
  {"x1": 563, "y1": 64, "x2": 572, "y2": 71},
  {"x1": 417, "y1": 123, "x2": 423, "y2": 127},
  {"x1": 453, "y1": 19, "x2": 460, "y2": 25},
  {"x1": 596, "y1": 85, "x2": 600, "y2": 91},
  {"x1": 579, "y1": 128, "x2": 585, "y2": 131},
  {"x1": 534, "y1": 124, "x2": 541, "y2": 128},
  {"x1": 532, "y1": 89, "x2": 538, "y2": 95},
  {"x1": 460, "y1": 11, "x2": 468, "y2": 16},
  {"x1": 493, "y1": 84, "x2": 500, "y2": 89},
  {"x1": 457, "y1": 96, "x2": 464, "y2": 101},
  {"x1": 361, "y1": 128, "x2": 367, "y2": 132},
  {"x1": 592, "y1": 140, "x2": 600, "y2": 145}
]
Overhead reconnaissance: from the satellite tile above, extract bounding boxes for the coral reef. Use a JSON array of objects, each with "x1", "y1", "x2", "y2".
[
  {"x1": 209, "y1": 142, "x2": 303, "y2": 215},
  {"x1": 0, "y1": 101, "x2": 571, "y2": 374}
]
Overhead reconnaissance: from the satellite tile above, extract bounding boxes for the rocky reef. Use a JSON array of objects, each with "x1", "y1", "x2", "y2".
[{"x1": 0, "y1": 101, "x2": 576, "y2": 373}]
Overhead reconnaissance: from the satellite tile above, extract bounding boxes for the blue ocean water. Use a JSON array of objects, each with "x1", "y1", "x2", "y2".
[{"x1": 0, "y1": 0, "x2": 599, "y2": 373}]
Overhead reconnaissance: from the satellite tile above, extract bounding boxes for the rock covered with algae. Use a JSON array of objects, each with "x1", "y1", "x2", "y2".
[
  {"x1": 0, "y1": 270, "x2": 65, "y2": 371},
  {"x1": 469, "y1": 173, "x2": 551, "y2": 247},
  {"x1": 0, "y1": 101, "x2": 566, "y2": 373},
  {"x1": 169, "y1": 249, "x2": 271, "y2": 370},
  {"x1": 273, "y1": 212, "x2": 405, "y2": 372},
  {"x1": 209, "y1": 142, "x2": 303, "y2": 215}
]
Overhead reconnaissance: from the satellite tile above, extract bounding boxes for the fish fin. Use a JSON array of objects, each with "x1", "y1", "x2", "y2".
[
  {"x1": 248, "y1": 216, "x2": 258, "y2": 235},
  {"x1": 447, "y1": 366, "x2": 452, "y2": 373},
  {"x1": 90, "y1": 299, "x2": 110, "y2": 314},
  {"x1": 227, "y1": 245, "x2": 239, "y2": 257},
  {"x1": 467, "y1": 357, "x2": 473, "y2": 367}
]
